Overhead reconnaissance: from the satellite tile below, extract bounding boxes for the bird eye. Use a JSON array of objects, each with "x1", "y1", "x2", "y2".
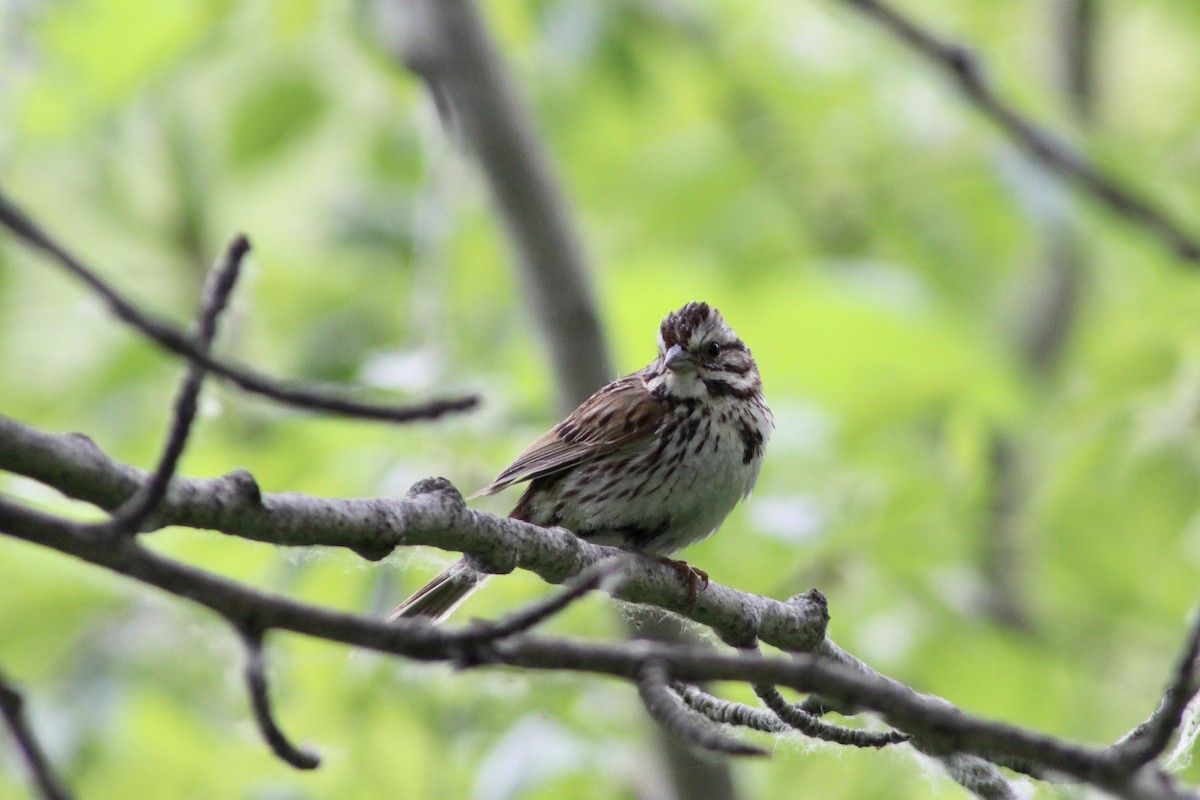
[{"x1": 703, "y1": 341, "x2": 721, "y2": 360}]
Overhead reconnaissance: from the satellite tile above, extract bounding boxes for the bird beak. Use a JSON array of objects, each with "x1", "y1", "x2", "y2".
[{"x1": 663, "y1": 344, "x2": 692, "y2": 372}]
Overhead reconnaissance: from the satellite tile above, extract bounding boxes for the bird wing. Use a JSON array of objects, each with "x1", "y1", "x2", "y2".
[{"x1": 471, "y1": 373, "x2": 666, "y2": 497}]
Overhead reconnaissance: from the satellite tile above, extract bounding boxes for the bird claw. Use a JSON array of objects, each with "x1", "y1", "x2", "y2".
[{"x1": 657, "y1": 557, "x2": 710, "y2": 606}]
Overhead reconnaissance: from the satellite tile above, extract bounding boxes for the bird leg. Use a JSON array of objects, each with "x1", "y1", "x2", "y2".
[{"x1": 657, "y1": 557, "x2": 710, "y2": 605}]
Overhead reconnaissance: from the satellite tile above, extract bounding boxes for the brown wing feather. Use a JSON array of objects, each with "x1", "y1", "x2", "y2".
[{"x1": 470, "y1": 371, "x2": 665, "y2": 498}]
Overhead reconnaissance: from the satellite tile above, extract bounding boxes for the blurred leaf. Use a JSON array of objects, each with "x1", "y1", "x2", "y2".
[{"x1": 227, "y1": 71, "x2": 327, "y2": 170}]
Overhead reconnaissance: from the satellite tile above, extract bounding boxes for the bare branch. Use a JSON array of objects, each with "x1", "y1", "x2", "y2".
[
  {"x1": 0, "y1": 188, "x2": 478, "y2": 422},
  {"x1": 671, "y1": 683, "x2": 789, "y2": 733},
  {"x1": 637, "y1": 661, "x2": 767, "y2": 757},
  {"x1": 0, "y1": 670, "x2": 73, "y2": 800},
  {"x1": 837, "y1": 0, "x2": 1200, "y2": 262},
  {"x1": 103, "y1": 235, "x2": 249, "y2": 535},
  {"x1": 2, "y1": 495, "x2": 1199, "y2": 797},
  {"x1": 240, "y1": 629, "x2": 320, "y2": 770},
  {"x1": 938, "y1": 753, "x2": 1023, "y2": 800},
  {"x1": 352, "y1": 556, "x2": 628, "y2": 662},
  {"x1": 382, "y1": 0, "x2": 612, "y2": 411},
  {"x1": 0, "y1": 416, "x2": 832, "y2": 652},
  {"x1": 753, "y1": 683, "x2": 908, "y2": 748},
  {"x1": 1111, "y1": 611, "x2": 1200, "y2": 768},
  {"x1": 449, "y1": 557, "x2": 630, "y2": 646},
  {"x1": 6, "y1": 415, "x2": 1200, "y2": 795},
  {"x1": 801, "y1": 641, "x2": 1031, "y2": 797}
]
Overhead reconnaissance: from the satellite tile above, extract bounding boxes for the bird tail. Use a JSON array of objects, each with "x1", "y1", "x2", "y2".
[{"x1": 387, "y1": 558, "x2": 487, "y2": 623}]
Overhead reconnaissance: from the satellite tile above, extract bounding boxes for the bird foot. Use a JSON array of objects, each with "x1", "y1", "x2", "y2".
[{"x1": 657, "y1": 557, "x2": 710, "y2": 606}]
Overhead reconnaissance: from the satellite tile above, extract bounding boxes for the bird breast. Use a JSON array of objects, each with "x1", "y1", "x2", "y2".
[{"x1": 547, "y1": 394, "x2": 773, "y2": 555}]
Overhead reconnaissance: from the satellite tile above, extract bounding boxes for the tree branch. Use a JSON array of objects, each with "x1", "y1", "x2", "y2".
[
  {"x1": 7, "y1": 412, "x2": 1200, "y2": 796},
  {"x1": 2, "y1": 411, "x2": 1199, "y2": 800},
  {"x1": 0, "y1": 670, "x2": 73, "y2": 800},
  {"x1": 937, "y1": 753, "x2": 1023, "y2": 800},
  {"x1": 1111, "y1": 611, "x2": 1200, "y2": 768},
  {"x1": 672, "y1": 682, "x2": 790, "y2": 734},
  {"x1": 0, "y1": 414, "x2": 830, "y2": 652},
  {"x1": 752, "y1": 683, "x2": 908, "y2": 748},
  {"x1": 102, "y1": 234, "x2": 248, "y2": 535},
  {"x1": 674, "y1": 680, "x2": 910, "y2": 749},
  {"x1": 381, "y1": 0, "x2": 613, "y2": 412},
  {"x1": 817, "y1": 647, "x2": 1037, "y2": 797},
  {"x1": 637, "y1": 660, "x2": 767, "y2": 757},
  {"x1": 0, "y1": 188, "x2": 478, "y2": 422},
  {"x1": 240, "y1": 629, "x2": 321, "y2": 770},
  {"x1": 0, "y1": 493, "x2": 1196, "y2": 796},
  {"x1": 446, "y1": 557, "x2": 630, "y2": 647},
  {"x1": 837, "y1": 0, "x2": 1200, "y2": 262}
]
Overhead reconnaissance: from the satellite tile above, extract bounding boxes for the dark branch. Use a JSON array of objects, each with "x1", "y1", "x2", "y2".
[
  {"x1": 1, "y1": 496, "x2": 1198, "y2": 797},
  {"x1": 753, "y1": 683, "x2": 909, "y2": 748},
  {"x1": 383, "y1": 0, "x2": 613, "y2": 411},
  {"x1": 103, "y1": 235, "x2": 248, "y2": 535},
  {"x1": 6, "y1": 414, "x2": 1200, "y2": 796},
  {"x1": 449, "y1": 556, "x2": 629, "y2": 646},
  {"x1": 1111, "y1": 611, "x2": 1200, "y2": 769},
  {"x1": 672, "y1": 682, "x2": 789, "y2": 733},
  {"x1": 939, "y1": 753, "x2": 1023, "y2": 800},
  {"x1": 838, "y1": 0, "x2": 1200, "y2": 262},
  {"x1": 787, "y1": 643, "x2": 1029, "y2": 797},
  {"x1": 240, "y1": 629, "x2": 321, "y2": 770},
  {"x1": 637, "y1": 661, "x2": 767, "y2": 757},
  {"x1": 0, "y1": 418, "x2": 832, "y2": 654},
  {"x1": 0, "y1": 670, "x2": 73, "y2": 800},
  {"x1": 0, "y1": 188, "x2": 478, "y2": 422}
]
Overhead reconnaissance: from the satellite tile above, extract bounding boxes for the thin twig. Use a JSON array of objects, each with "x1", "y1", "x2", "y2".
[
  {"x1": 0, "y1": 188, "x2": 478, "y2": 422},
  {"x1": 671, "y1": 682, "x2": 790, "y2": 733},
  {"x1": 352, "y1": 557, "x2": 628, "y2": 662},
  {"x1": 0, "y1": 670, "x2": 73, "y2": 800},
  {"x1": 939, "y1": 753, "x2": 1023, "y2": 800},
  {"x1": 838, "y1": 0, "x2": 1200, "y2": 262},
  {"x1": 450, "y1": 557, "x2": 629, "y2": 645},
  {"x1": 102, "y1": 235, "x2": 249, "y2": 535},
  {"x1": 753, "y1": 684, "x2": 909, "y2": 748},
  {"x1": 1110, "y1": 610, "x2": 1200, "y2": 769},
  {"x1": 637, "y1": 661, "x2": 767, "y2": 757},
  {"x1": 241, "y1": 629, "x2": 320, "y2": 770}
]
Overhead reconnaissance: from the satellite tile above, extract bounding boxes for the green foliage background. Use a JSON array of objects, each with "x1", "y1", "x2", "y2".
[{"x1": 3, "y1": 1, "x2": 1200, "y2": 797}]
